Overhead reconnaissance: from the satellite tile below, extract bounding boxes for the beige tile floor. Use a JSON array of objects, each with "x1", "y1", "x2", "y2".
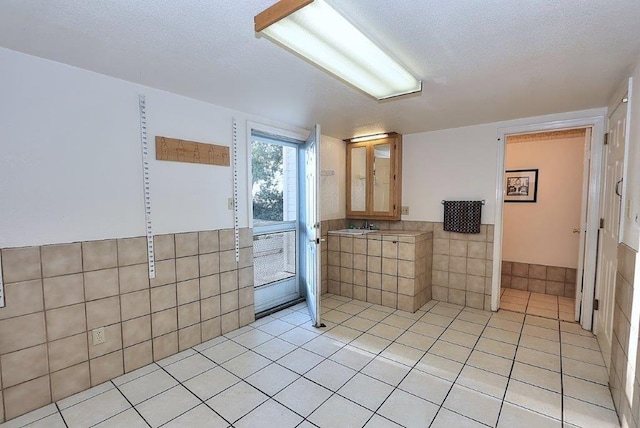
[
  {"x1": 500, "y1": 288, "x2": 576, "y2": 321},
  {"x1": 1, "y1": 294, "x2": 619, "y2": 428}
]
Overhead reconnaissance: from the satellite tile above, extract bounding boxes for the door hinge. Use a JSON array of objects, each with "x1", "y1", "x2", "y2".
[
  {"x1": 594, "y1": 299, "x2": 599, "y2": 310},
  {"x1": 604, "y1": 133, "x2": 609, "y2": 145},
  {"x1": 599, "y1": 218, "x2": 605, "y2": 229}
]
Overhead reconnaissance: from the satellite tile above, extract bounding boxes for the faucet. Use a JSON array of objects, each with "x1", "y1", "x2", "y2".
[{"x1": 362, "y1": 220, "x2": 377, "y2": 230}]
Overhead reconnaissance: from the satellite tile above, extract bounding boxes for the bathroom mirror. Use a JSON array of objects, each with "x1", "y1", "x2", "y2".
[
  {"x1": 372, "y1": 143, "x2": 391, "y2": 212},
  {"x1": 350, "y1": 146, "x2": 367, "y2": 212},
  {"x1": 345, "y1": 133, "x2": 402, "y2": 220}
]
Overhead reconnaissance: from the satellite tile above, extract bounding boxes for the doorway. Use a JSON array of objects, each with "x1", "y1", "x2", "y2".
[
  {"x1": 248, "y1": 124, "x2": 322, "y2": 326},
  {"x1": 499, "y1": 128, "x2": 590, "y2": 321},
  {"x1": 251, "y1": 132, "x2": 300, "y2": 314},
  {"x1": 492, "y1": 115, "x2": 606, "y2": 331}
]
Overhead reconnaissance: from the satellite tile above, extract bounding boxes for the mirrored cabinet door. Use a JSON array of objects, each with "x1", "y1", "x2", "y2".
[
  {"x1": 372, "y1": 142, "x2": 391, "y2": 213},
  {"x1": 345, "y1": 133, "x2": 402, "y2": 220},
  {"x1": 350, "y1": 145, "x2": 368, "y2": 212}
]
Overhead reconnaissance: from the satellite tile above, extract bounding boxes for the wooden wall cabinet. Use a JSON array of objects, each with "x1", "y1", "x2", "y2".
[{"x1": 345, "y1": 133, "x2": 402, "y2": 220}]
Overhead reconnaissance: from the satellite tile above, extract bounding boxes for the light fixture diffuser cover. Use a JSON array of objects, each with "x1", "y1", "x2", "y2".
[{"x1": 255, "y1": 0, "x2": 422, "y2": 100}]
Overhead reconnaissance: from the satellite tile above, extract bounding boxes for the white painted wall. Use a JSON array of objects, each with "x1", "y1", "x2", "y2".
[
  {"x1": 622, "y1": 55, "x2": 640, "y2": 251},
  {"x1": 320, "y1": 135, "x2": 346, "y2": 220},
  {"x1": 0, "y1": 48, "x2": 345, "y2": 248},
  {"x1": 403, "y1": 124, "x2": 498, "y2": 222},
  {"x1": 401, "y1": 108, "x2": 607, "y2": 225},
  {"x1": 503, "y1": 136, "x2": 585, "y2": 267},
  {"x1": 0, "y1": 47, "x2": 609, "y2": 248},
  {"x1": 0, "y1": 48, "x2": 145, "y2": 247}
]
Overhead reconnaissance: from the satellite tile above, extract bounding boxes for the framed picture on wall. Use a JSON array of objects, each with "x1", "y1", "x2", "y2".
[{"x1": 505, "y1": 169, "x2": 538, "y2": 203}]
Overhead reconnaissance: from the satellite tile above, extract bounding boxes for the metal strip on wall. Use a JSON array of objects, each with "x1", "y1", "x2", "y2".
[
  {"x1": 232, "y1": 118, "x2": 240, "y2": 262},
  {"x1": 139, "y1": 95, "x2": 156, "y2": 278}
]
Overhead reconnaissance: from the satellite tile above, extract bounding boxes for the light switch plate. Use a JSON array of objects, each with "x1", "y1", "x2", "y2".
[
  {"x1": 401, "y1": 206, "x2": 409, "y2": 215},
  {"x1": 228, "y1": 198, "x2": 234, "y2": 210}
]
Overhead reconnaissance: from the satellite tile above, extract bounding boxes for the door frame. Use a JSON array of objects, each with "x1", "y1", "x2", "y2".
[{"x1": 492, "y1": 116, "x2": 606, "y2": 331}]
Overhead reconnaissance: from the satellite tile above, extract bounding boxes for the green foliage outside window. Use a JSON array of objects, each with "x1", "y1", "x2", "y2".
[{"x1": 252, "y1": 141, "x2": 283, "y2": 222}]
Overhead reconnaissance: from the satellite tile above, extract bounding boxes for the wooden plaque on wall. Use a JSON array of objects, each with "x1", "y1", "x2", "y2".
[{"x1": 155, "y1": 136, "x2": 230, "y2": 166}]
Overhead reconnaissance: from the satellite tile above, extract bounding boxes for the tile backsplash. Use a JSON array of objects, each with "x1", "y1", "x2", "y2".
[
  {"x1": 609, "y1": 243, "x2": 638, "y2": 427},
  {"x1": 0, "y1": 228, "x2": 254, "y2": 422},
  {"x1": 321, "y1": 220, "x2": 494, "y2": 312},
  {"x1": 500, "y1": 261, "x2": 576, "y2": 297},
  {"x1": 430, "y1": 223, "x2": 494, "y2": 311}
]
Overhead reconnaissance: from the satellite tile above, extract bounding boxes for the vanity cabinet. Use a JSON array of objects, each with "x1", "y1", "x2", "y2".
[
  {"x1": 346, "y1": 133, "x2": 402, "y2": 220},
  {"x1": 326, "y1": 229, "x2": 432, "y2": 312}
]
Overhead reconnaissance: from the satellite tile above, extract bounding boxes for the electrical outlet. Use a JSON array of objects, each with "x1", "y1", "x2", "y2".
[
  {"x1": 92, "y1": 327, "x2": 106, "y2": 345},
  {"x1": 401, "y1": 206, "x2": 409, "y2": 215},
  {"x1": 228, "y1": 198, "x2": 234, "y2": 210}
]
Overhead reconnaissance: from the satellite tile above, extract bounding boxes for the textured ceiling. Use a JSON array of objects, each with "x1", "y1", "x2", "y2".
[{"x1": 1, "y1": 0, "x2": 639, "y2": 139}]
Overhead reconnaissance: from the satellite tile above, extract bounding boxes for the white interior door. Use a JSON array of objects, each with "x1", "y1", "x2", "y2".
[
  {"x1": 575, "y1": 128, "x2": 592, "y2": 320},
  {"x1": 301, "y1": 124, "x2": 322, "y2": 327},
  {"x1": 595, "y1": 98, "x2": 627, "y2": 367}
]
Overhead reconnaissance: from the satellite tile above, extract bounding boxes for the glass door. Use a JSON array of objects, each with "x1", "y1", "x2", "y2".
[{"x1": 251, "y1": 133, "x2": 300, "y2": 313}]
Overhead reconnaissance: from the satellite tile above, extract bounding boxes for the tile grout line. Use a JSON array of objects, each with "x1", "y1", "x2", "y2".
[
  {"x1": 197, "y1": 305, "x2": 344, "y2": 426},
  {"x1": 559, "y1": 316, "x2": 565, "y2": 426},
  {"x1": 106, "y1": 349, "x2": 222, "y2": 426},
  {"x1": 39, "y1": 245, "x2": 56, "y2": 408},
  {"x1": 153, "y1": 356, "x2": 233, "y2": 426},
  {"x1": 428, "y1": 307, "x2": 495, "y2": 427},
  {"x1": 294, "y1": 302, "x2": 394, "y2": 426},
  {"x1": 329, "y1": 301, "x2": 447, "y2": 426},
  {"x1": 115, "y1": 239, "x2": 127, "y2": 395},
  {"x1": 386, "y1": 304, "x2": 465, "y2": 426},
  {"x1": 106, "y1": 380, "x2": 152, "y2": 428},
  {"x1": 303, "y1": 299, "x2": 442, "y2": 425},
  {"x1": 55, "y1": 402, "x2": 69, "y2": 428},
  {"x1": 192, "y1": 318, "x2": 350, "y2": 427},
  {"x1": 258, "y1": 298, "x2": 438, "y2": 426},
  {"x1": 37, "y1": 245, "x2": 55, "y2": 410},
  {"x1": 494, "y1": 311, "x2": 528, "y2": 427}
]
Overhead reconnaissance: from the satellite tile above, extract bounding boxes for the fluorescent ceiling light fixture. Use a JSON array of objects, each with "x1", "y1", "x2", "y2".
[
  {"x1": 255, "y1": 0, "x2": 422, "y2": 100},
  {"x1": 350, "y1": 133, "x2": 389, "y2": 143}
]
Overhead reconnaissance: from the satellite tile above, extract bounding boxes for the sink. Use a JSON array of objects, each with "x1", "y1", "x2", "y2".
[{"x1": 331, "y1": 229, "x2": 376, "y2": 235}]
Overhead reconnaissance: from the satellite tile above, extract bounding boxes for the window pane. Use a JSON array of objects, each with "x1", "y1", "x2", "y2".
[
  {"x1": 253, "y1": 231, "x2": 296, "y2": 287},
  {"x1": 252, "y1": 141, "x2": 297, "y2": 225}
]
